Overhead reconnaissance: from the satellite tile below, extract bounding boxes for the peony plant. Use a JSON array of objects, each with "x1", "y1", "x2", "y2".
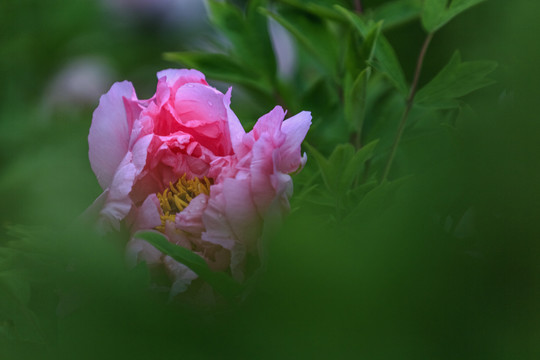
[{"x1": 88, "y1": 69, "x2": 311, "y2": 295}]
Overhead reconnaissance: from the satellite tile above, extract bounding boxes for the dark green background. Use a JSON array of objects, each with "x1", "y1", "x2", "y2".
[{"x1": 1, "y1": 0, "x2": 539, "y2": 358}]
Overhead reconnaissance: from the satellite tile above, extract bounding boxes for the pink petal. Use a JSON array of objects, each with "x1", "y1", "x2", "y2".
[
  {"x1": 222, "y1": 177, "x2": 262, "y2": 250},
  {"x1": 129, "y1": 194, "x2": 162, "y2": 232},
  {"x1": 249, "y1": 135, "x2": 278, "y2": 214},
  {"x1": 156, "y1": 68, "x2": 208, "y2": 89},
  {"x1": 98, "y1": 153, "x2": 137, "y2": 230},
  {"x1": 174, "y1": 83, "x2": 231, "y2": 155},
  {"x1": 201, "y1": 185, "x2": 236, "y2": 250},
  {"x1": 163, "y1": 255, "x2": 198, "y2": 296},
  {"x1": 230, "y1": 243, "x2": 247, "y2": 282},
  {"x1": 252, "y1": 106, "x2": 286, "y2": 145},
  {"x1": 125, "y1": 237, "x2": 163, "y2": 268},
  {"x1": 280, "y1": 111, "x2": 312, "y2": 173},
  {"x1": 89, "y1": 81, "x2": 141, "y2": 189},
  {"x1": 223, "y1": 88, "x2": 245, "y2": 154},
  {"x1": 176, "y1": 193, "x2": 209, "y2": 235}
]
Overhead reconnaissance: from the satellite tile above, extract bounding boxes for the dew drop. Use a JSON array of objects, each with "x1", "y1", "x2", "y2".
[{"x1": 207, "y1": 101, "x2": 213, "y2": 106}]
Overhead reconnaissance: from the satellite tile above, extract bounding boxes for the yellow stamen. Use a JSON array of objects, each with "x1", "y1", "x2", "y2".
[{"x1": 155, "y1": 175, "x2": 213, "y2": 232}]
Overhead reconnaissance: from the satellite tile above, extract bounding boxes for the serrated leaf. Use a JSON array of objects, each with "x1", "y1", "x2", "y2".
[
  {"x1": 336, "y1": 6, "x2": 408, "y2": 95},
  {"x1": 422, "y1": 0, "x2": 486, "y2": 33},
  {"x1": 372, "y1": 0, "x2": 422, "y2": 30},
  {"x1": 135, "y1": 231, "x2": 243, "y2": 299},
  {"x1": 415, "y1": 51, "x2": 497, "y2": 106}
]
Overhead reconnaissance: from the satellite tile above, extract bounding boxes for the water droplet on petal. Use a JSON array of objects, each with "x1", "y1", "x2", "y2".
[{"x1": 207, "y1": 101, "x2": 213, "y2": 106}]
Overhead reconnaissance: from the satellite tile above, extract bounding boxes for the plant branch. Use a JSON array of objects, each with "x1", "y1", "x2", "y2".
[
  {"x1": 354, "y1": 0, "x2": 363, "y2": 14},
  {"x1": 380, "y1": 32, "x2": 434, "y2": 183}
]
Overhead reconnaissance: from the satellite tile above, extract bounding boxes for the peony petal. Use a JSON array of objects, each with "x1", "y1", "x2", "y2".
[
  {"x1": 174, "y1": 83, "x2": 232, "y2": 155},
  {"x1": 77, "y1": 189, "x2": 109, "y2": 231},
  {"x1": 98, "y1": 153, "x2": 137, "y2": 230},
  {"x1": 252, "y1": 106, "x2": 286, "y2": 144},
  {"x1": 163, "y1": 255, "x2": 198, "y2": 297},
  {"x1": 130, "y1": 194, "x2": 162, "y2": 232},
  {"x1": 222, "y1": 177, "x2": 262, "y2": 250},
  {"x1": 125, "y1": 238, "x2": 163, "y2": 268},
  {"x1": 89, "y1": 81, "x2": 141, "y2": 189},
  {"x1": 156, "y1": 68, "x2": 208, "y2": 89},
  {"x1": 280, "y1": 111, "x2": 312, "y2": 173},
  {"x1": 249, "y1": 135, "x2": 278, "y2": 214},
  {"x1": 223, "y1": 88, "x2": 245, "y2": 154},
  {"x1": 230, "y1": 242, "x2": 247, "y2": 282},
  {"x1": 131, "y1": 134, "x2": 153, "y2": 176},
  {"x1": 201, "y1": 185, "x2": 236, "y2": 250},
  {"x1": 176, "y1": 193, "x2": 209, "y2": 235}
]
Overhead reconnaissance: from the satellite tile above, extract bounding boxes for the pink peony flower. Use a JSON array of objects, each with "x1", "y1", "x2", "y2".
[{"x1": 88, "y1": 69, "x2": 311, "y2": 294}]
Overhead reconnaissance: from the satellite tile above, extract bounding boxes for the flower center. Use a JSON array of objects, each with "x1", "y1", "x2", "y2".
[{"x1": 156, "y1": 174, "x2": 212, "y2": 232}]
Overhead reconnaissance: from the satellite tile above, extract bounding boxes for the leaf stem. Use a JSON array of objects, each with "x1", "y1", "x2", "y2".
[{"x1": 380, "y1": 32, "x2": 434, "y2": 183}]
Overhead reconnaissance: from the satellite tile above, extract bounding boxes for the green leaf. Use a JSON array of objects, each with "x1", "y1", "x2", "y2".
[
  {"x1": 305, "y1": 140, "x2": 379, "y2": 195},
  {"x1": 341, "y1": 139, "x2": 379, "y2": 189},
  {"x1": 343, "y1": 21, "x2": 380, "y2": 130},
  {"x1": 164, "y1": 52, "x2": 272, "y2": 96},
  {"x1": 276, "y1": 0, "x2": 344, "y2": 21},
  {"x1": 422, "y1": 0, "x2": 486, "y2": 33},
  {"x1": 206, "y1": 0, "x2": 276, "y2": 84},
  {"x1": 415, "y1": 51, "x2": 497, "y2": 107},
  {"x1": 361, "y1": 21, "x2": 382, "y2": 65},
  {"x1": 372, "y1": 0, "x2": 422, "y2": 30},
  {"x1": 421, "y1": 0, "x2": 447, "y2": 33},
  {"x1": 261, "y1": 8, "x2": 339, "y2": 79},
  {"x1": 336, "y1": 6, "x2": 408, "y2": 95},
  {"x1": 344, "y1": 68, "x2": 369, "y2": 131},
  {"x1": 135, "y1": 231, "x2": 243, "y2": 299},
  {"x1": 344, "y1": 176, "x2": 411, "y2": 224},
  {"x1": 304, "y1": 142, "x2": 334, "y2": 192}
]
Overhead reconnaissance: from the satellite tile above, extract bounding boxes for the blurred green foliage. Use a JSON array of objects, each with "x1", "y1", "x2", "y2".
[{"x1": 1, "y1": 0, "x2": 540, "y2": 359}]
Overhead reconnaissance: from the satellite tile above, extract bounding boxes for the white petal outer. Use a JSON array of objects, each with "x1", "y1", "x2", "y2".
[
  {"x1": 77, "y1": 189, "x2": 110, "y2": 233},
  {"x1": 96, "y1": 133, "x2": 154, "y2": 230},
  {"x1": 230, "y1": 242, "x2": 247, "y2": 282},
  {"x1": 98, "y1": 153, "x2": 137, "y2": 230},
  {"x1": 89, "y1": 81, "x2": 139, "y2": 190},
  {"x1": 125, "y1": 238, "x2": 163, "y2": 268},
  {"x1": 279, "y1": 111, "x2": 312, "y2": 173},
  {"x1": 163, "y1": 255, "x2": 198, "y2": 297}
]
